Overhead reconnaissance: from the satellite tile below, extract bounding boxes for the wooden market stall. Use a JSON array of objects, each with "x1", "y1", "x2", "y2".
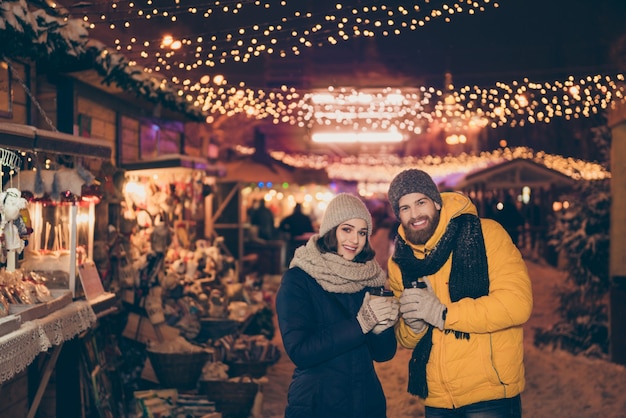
[
  {"x1": 0, "y1": 123, "x2": 119, "y2": 418},
  {"x1": 445, "y1": 158, "x2": 578, "y2": 259},
  {"x1": 212, "y1": 130, "x2": 329, "y2": 277}
]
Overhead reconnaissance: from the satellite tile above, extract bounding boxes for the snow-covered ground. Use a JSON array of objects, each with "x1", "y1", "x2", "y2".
[{"x1": 262, "y1": 257, "x2": 626, "y2": 417}]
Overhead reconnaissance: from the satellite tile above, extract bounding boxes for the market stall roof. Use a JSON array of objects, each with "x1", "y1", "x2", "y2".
[
  {"x1": 222, "y1": 154, "x2": 329, "y2": 186},
  {"x1": 307, "y1": 147, "x2": 610, "y2": 187},
  {"x1": 0, "y1": 122, "x2": 111, "y2": 159},
  {"x1": 221, "y1": 129, "x2": 329, "y2": 186},
  {"x1": 451, "y1": 158, "x2": 577, "y2": 191},
  {"x1": 121, "y1": 154, "x2": 224, "y2": 175}
]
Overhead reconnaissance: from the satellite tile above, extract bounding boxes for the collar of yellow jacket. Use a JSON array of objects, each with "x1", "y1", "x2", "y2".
[{"x1": 397, "y1": 191, "x2": 478, "y2": 258}]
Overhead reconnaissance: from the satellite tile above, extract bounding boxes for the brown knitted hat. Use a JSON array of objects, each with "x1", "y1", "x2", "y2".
[
  {"x1": 387, "y1": 169, "x2": 442, "y2": 219},
  {"x1": 319, "y1": 193, "x2": 373, "y2": 237}
]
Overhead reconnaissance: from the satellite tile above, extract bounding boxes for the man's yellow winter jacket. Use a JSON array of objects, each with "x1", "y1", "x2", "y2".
[{"x1": 388, "y1": 192, "x2": 533, "y2": 409}]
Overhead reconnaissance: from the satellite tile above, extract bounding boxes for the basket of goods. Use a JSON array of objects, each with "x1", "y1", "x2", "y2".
[
  {"x1": 199, "y1": 376, "x2": 258, "y2": 418},
  {"x1": 225, "y1": 335, "x2": 281, "y2": 378},
  {"x1": 146, "y1": 337, "x2": 212, "y2": 391},
  {"x1": 193, "y1": 288, "x2": 243, "y2": 341},
  {"x1": 196, "y1": 317, "x2": 241, "y2": 341},
  {"x1": 226, "y1": 360, "x2": 271, "y2": 379},
  {"x1": 199, "y1": 362, "x2": 259, "y2": 418}
]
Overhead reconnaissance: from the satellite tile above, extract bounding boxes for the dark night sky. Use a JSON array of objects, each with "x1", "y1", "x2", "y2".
[
  {"x1": 206, "y1": 0, "x2": 626, "y2": 93},
  {"x1": 85, "y1": 0, "x2": 626, "y2": 88},
  {"x1": 346, "y1": 0, "x2": 626, "y2": 87}
]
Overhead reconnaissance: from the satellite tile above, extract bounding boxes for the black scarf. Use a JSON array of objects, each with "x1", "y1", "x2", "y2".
[{"x1": 392, "y1": 213, "x2": 489, "y2": 398}]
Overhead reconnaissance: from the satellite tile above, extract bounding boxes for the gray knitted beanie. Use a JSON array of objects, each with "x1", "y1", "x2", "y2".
[
  {"x1": 319, "y1": 193, "x2": 373, "y2": 237},
  {"x1": 387, "y1": 169, "x2": 442, "y2": 219}
]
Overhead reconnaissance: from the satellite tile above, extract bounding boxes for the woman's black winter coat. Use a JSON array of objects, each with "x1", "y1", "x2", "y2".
[{"x1": 276, "y1": 267, "x2": 397, "y2": 418}]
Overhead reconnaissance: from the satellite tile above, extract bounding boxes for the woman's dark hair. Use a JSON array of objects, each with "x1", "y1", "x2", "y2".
[{"x1": 316, "y1": 225, "x2": 376, "y2": 263}]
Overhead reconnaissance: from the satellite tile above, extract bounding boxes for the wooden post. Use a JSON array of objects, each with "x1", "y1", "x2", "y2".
[
  {"x1": 26, "y1": 344, "x2": 64, "y2": 418},
  {"x1": 608, "y1": 103, "x2": 626, "y2": 365}
]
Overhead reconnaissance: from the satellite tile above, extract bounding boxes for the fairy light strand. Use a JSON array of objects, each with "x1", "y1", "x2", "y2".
[
  {"x1": 271, "y1": 146, "x2": 611, "y2": 184},
  {"x1": 3, "y1": 0, "x2": 624, "y2": 136}
]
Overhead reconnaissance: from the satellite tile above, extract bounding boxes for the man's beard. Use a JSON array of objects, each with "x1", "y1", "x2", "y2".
[{"x1": 403, "y1": 210, "x2": 440, "y2": 245}]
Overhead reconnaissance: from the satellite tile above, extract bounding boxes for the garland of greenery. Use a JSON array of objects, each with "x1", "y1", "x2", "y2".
[{"x1": 0, "y1": 0, "x2": 204, "y2": 121}]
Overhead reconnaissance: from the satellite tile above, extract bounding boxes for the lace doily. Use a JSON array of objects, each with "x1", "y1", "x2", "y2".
[
  {"x1": 0, "y1": 301, "x2": 96, "y2": 384},
  {"x1": 36, "y1": 300, "x2": 96, "y2": 346}
]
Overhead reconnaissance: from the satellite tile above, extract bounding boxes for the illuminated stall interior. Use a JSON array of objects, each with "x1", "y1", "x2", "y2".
[{"x1": 0, "y1": 123, "x2": 111, "y2": 295}]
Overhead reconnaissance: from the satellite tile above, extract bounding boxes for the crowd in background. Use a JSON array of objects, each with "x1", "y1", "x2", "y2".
[{"x1": 245, "y1": 191, "x2": 541, "y2": 274}]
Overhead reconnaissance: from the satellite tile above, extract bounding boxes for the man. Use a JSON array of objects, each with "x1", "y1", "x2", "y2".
[
  {"x1": 250, "y1": 198, "x2": 275, "y2": 240},
  {"x1": 279, "y1": 203, "x2": 315, "y2": 266},
  {"x1": 279, "y1": 203, "x2": 314, "y2": 238},
  {"x1": 386, "y1": 169, "x2": 533, "y2": 417}
]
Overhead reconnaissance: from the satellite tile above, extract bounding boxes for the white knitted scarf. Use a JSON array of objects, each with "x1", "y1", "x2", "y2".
[{"x1": 290, "y1": 234, "x2": 386, "y2": 293}]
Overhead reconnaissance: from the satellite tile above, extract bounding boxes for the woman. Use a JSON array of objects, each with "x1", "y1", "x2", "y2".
[{"x1": 276, "y1": 193, "x2": 399, "y2": 417}]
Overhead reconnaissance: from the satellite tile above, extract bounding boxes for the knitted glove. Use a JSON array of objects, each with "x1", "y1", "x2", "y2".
[
  {"x1": 357, "y1": 292, "x2": 378, "y2": 333},
  {"x1": 403, "y1": 317, "x2": 428, "y2": 334},
  {"x1": 372, "y1": 297, "x2": 400, "y2": 334},
  {"x1": 357, "y1": 292, "x2": 399, "y2": 334},
  {"x1": 399, "y1": 280, "x2": 446, "y2": 330}
]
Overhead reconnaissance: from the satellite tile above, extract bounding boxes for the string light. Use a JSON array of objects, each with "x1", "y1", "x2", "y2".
[
  {"x1": 3, "y1": 1, "x2": 625, "y2": 137},
  {"x1": 272, "y1": 146, "x2": 611, "y2": 185},
  {"x1": 72, "y1": 0, "x2": 514, "y2": 128},
  {"x1": 81, "y1": 1, "x2": 499, "y2": 69}
]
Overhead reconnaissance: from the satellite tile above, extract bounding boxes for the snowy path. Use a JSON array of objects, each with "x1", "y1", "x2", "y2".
[{"x1": 262, "y1": 258, "x2": 626, "y2": 417}]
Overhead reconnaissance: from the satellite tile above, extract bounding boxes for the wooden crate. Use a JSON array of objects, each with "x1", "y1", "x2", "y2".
[{"x1": 9, "y1": 289, "x2": 73, "y2": 322}]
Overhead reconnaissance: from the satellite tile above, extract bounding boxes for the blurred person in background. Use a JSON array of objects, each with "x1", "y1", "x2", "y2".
[
  {"x1": 493, "y1": 193, "x2": 525, "y2": 248},
  {"x1": 250, "y1": 198, "x2": 276, "y2": 240},
  {"x1": 279, "y1": 203, "x2": 315, "y2": 266},
  {"x1": 370, "y1": 201, "x2": 398, "y2": 273}
]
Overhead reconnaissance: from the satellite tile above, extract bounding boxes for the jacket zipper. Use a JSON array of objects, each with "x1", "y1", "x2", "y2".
[{"x1": 437, "y1": 329, "x2": 457, "y2": 408}]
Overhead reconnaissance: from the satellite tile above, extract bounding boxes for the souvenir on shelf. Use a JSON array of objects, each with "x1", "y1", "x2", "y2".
[
  {"x1": 0, "y1": 149, "x2": 30, "y2": 272},
  {"x1": 15, "y1": 162, "x2": 100, "y2": 297}
]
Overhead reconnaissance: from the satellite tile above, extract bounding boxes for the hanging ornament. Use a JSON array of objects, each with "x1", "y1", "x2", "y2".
[
  {"x1": 81, "y1": 183, "x2": 103, "y2": 204},
  {"x1": 0, "y1": 188, "x2": 28, "y2": 260},
  {"x1": 59, "y1": 190, "x2": 80, "y2": 204}
]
